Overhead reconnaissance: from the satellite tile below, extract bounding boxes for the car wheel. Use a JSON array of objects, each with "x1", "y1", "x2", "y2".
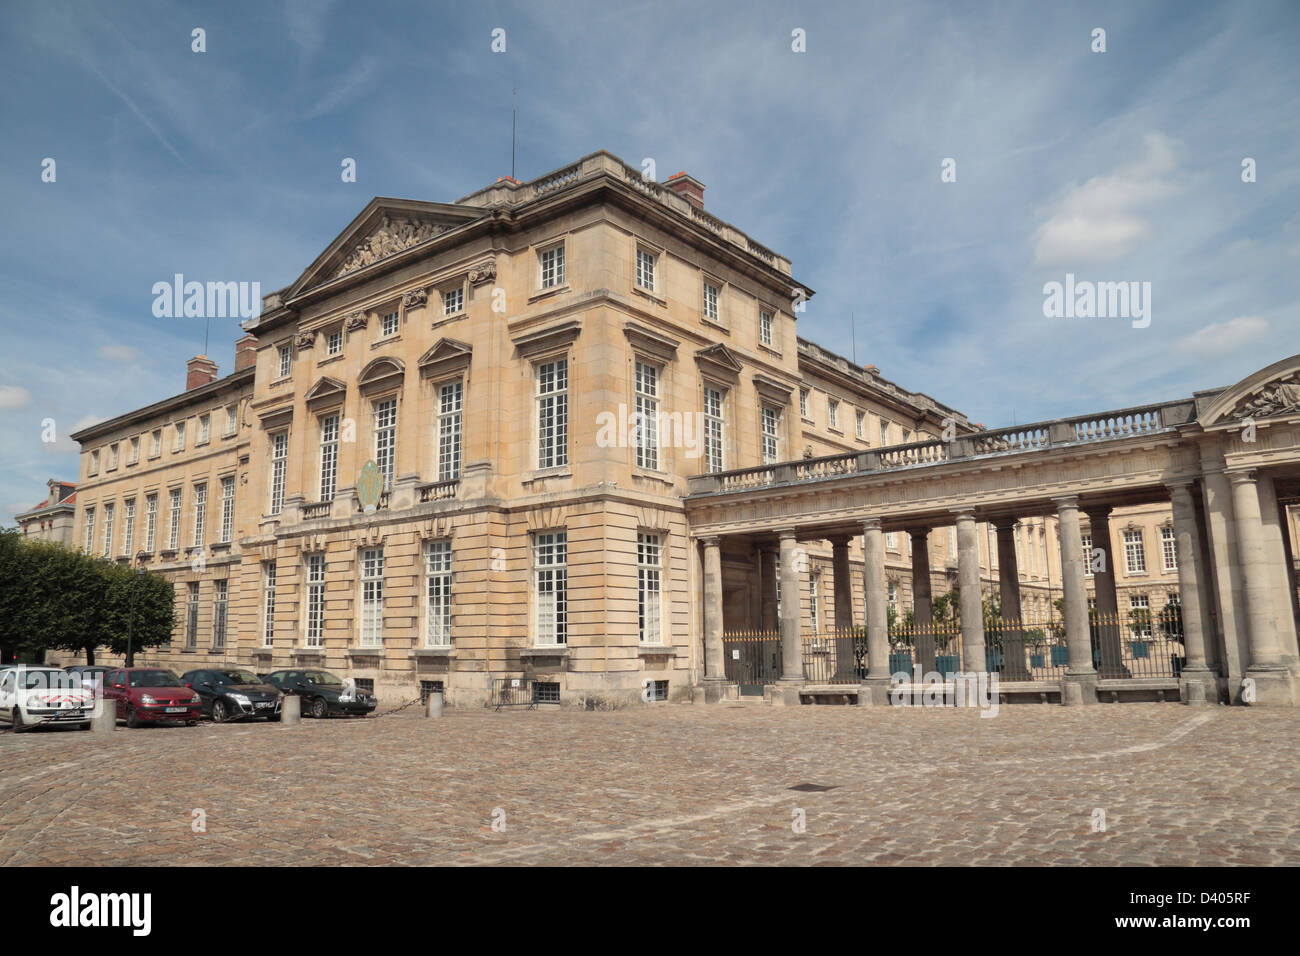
[
  {"x1": 12, "y1": 708, "x2": 27, "y2": 733},
  {"x1": 211, "y1": 699, "x2": 228, "y2": 723},
  {"x1": 310, "y1": 697, "x2": 328, "y2": 719},
  {"x1": 126, "y1": 706, "x2": 139, "y2": 729}
]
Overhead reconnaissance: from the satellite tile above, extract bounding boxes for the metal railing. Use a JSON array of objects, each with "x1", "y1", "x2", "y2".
[
  {"x1": 491, "y1": 678, "x2": 537, "y2": 710},
  {"x1": 802, "y1": 629, "x2": 866, "y2": 684},
  {"x1": 722, "y1": 630, "x2": 782, "y2": 693},
  {"x1": 1089, "y1": 607, "x2": 1184, "y2": 679}
]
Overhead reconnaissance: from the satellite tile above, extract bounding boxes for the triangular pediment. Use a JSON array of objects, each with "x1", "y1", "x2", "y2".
[
  {"x1": 287, "y1": 198, "x2": 487, "y2": 298},
  {"x1": 695, "y1": 343, "x2": 744, "y2": 379},
  {"x1": 1200, "y1": 354, "x2": 1300, "y2": 426},
  {"x1": 418, "y1": 338, "x2": 473, "y2": 375},
  {"x1": 303, "y1": 376, "x2": 346, "y2": 405}
]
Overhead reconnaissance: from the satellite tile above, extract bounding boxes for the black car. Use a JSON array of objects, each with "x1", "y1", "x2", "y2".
[
  {"x1": 180, "y1": 668, "x2": 282, "y2": 722},
  {"x1": 262, "y1": 670, "x2": 377, "y2": 718},
  {"x1": 65, "y1": 665, "x2": 114, "y2": 688}
]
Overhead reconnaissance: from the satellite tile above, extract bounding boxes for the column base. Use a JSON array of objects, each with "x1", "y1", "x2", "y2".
[
  {"x1": 1061, "y1": 670, "x2": 1098, "y2": 706},
  {"x1": 1240, "y1": 665, "x2": 1296, "y2": 706},
  {"x1": 1178, "y1": 666, "x2": 1217, "y2": 706},
  {"x1": 857, "y1": 677, "x2": 893, "y2": 706},
  {"x1": 697, "y1": 677, "x2": 733, "y2": 704},
  {"x1": 767, "y1": 680, "x2": 803, "y2": 706}
]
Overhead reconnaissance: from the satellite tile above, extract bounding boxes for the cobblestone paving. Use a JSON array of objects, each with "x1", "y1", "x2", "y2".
[{"x1": 1, "y1": 702, "x2": 1296, "y2": 865}]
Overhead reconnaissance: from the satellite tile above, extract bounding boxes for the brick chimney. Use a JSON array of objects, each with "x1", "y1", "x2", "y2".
[
  {"x1": 665, "y1": 171, "x2": 705, "y2": 209},
  {"x1": 234, "y1": 333, "x2": 258, "y2": 371},
  {"x1": 186, "y1": 355, "x2": 219, "y2": 390}
]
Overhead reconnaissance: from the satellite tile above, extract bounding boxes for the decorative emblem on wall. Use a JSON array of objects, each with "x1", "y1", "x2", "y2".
[
  {"x1": 356, "y1": 460, "x2": 384, "y2": 516},
  {"x1": 468, "y1": 259, "x2": 497, "y2": 284},
  {"x1": 294, "y1": 330, "x2": 317, "y2": 349},
  {"x1": 344, "y1": 311, "x2": 368, "y2": 331},
  {"x1": 333, "y1": 217, "x2": 446, "y2": 278},
  {"x1": 402, "y1": 287, "x2": 429, "y2": 309}
]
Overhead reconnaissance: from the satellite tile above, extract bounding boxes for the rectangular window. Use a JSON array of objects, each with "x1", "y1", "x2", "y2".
[
  {"x1": 634, "y1": 361, "x2": 659, "y2": 470},
  {"x1": 810, "y1": 573, "x2": 820, "y2": 634},
  {"x1": 89, "y1": 450, "x2": 99, "y2": 476},
  {"x1": 638, "y1": 532, "x2": 663, "y2": 644},
  {"x1": 1124, "y1": 530, "x2": 1146, "y2": 574},
  {"x1": 1082, "y1": 534, "x2": 1094, "y2": 577},
  {"x1": 269, "y1": 432, "x2": 287, "y2": 515},
  {"x1": 373, "y1": 398, "x2": 397, "y2": 487},
  {"x1": 437, "y1": 381, "x2": 463, "y2": 481},
  {"x1": 360, "y1": 547, "x2": 385, "y2": 647},
  {"x1": 108, "y1": 443, "x2": 119, "y2": 470},
  {"x1": 278, "y1": 345, "x2": 292, "y2": 378},
  {"x1": 758, "y1": 309, "x2": 773, "y2": 347},
  {"x1": 381, "y1": 311, "x2": 399, "y2": 337},
  {"x1": 536, "y1": 359, "x2": 569, "y2": 469},
  {"x1": 1161, "y1": 526, "x2": 1177, "y2": 572},
  {"x1": 636, "y1": 248, "x2": 656, "y2": 291},
  {"x1": 534, "y1": 531, "x2": 568, "y2": 646},
  {"x1": 326, "y1": 329, "x2": 342, "y2": 356},
  {"x1": 167, "y1": 488, "x2": 182, "y2": 550},
  {"x1": 305, "y1": 554, "x2": 325, "y2": 648},
  {"x1": 703, "y1": 387, "x2": 725, "y2": 474},
  {"x1": 185, "y1": 582, "x2": 199, "y2": 649},
  {"x1": 319, "y1": 414, "x2": 339, "y2": 501},
  {"x1": 192, "y1": 483, "x2": 207, "y2": 548},
  {"x1": 886, "y1": 531, "x2": 897, "y2": 550},
  {"x1": 150, "y1": 429, "x2": 162, "y2": 457},
  {"x1": 888, "y1": 581, "x2": 899, "y2": 612},
  {"x1": 128, "y1": 436, "x2": 140, "y2": 464},
  {"x1": 198, "y1": 414, "x2": 211, "y2": 444},
  {"x1": 145, "y1": 494, "x2": 157, "y2": 552},
  {"x1": 213, "y1": 580, "x2": 228, "y2": 650},
  {"x1": 102, "y1": 502, "x2": 115, "y2": 558},
  {"x1": 224, "y1": 404, "x2": 238, "y2": 435},
  {"x1": 702, "y1": 281, "x2": 719, "y2": 321},
  {"x1": 856, "y1": 410, "x2": 865, "y2": 439},
  {"x1": 173, "y1": 421, "x2": 186, "y2": 452},
  {"x1": 540, "y1": 244, "x2": 565, "y2": 289},
  {"x1": 1130, "y1": 593, "x2": 1151, "y2": 638},
  {"x1": 219, "y1": 477, "x2": 235, "y2": 544},
  {"x1": 443, "y1": 286, "x2": 464, "y2": 316},
  {"x1": 262, "y1": 561, "x2": 276, "y2": 648},
  {"x1": 761, "y1": 407, "x2": 781, "y2": 465},
  {"x1": 799, "y1": 388, "x2": 809, "y2": 419},
  {"x1": 425, "y1": 540, "x2": 452, "y2": 647},
  {"x1": 122, "y1": 498, "x2": 135, "y2": 556},
  {"x1": 880, "y1": 421, "x2": 890, "y2": 446},
  {"x1": 827, "y1": 399, "x2": 839, "y2": 430}
]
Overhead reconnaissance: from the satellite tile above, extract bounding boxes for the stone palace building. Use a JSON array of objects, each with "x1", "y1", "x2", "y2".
[{"x1": 58, "y1": 151, "x2": 1300, "y2": 707}]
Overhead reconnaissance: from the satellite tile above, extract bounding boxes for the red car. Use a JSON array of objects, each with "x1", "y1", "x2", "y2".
[{"x1": 103, "y1": 668, "x2": 202, "y2": 728}]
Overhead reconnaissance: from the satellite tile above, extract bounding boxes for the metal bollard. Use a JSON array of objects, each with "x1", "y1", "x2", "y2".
[
  {"x1": 281, "y1": 694, "x2": 301, "y2": 725},
  {"x1": 425, "y1": 691, "x2": 444, "y2": 718}
]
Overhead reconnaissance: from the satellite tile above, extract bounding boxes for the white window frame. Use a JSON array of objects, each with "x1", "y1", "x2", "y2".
[
  {"x1": 635, "y1": 246, "x2": 657, "y2": 292},
  {"x1": 539, "y1": 242, "x2": 565, "y2": 289},
  {"x1": 198, "y1": 413, "x2": 211, "y2": 445},
  {"x1": 173, "y1": 420, "x2": 186, "y2": 452},
  {"x1": 326, "y1": 329, "x2": 343, "y2": 356},
  {"x1": 262, "y1": 561, "x2": 276, "y2": 648},
  {"x1": 212, "y1": 579, "x2": 228, "y2": 650},
  {"x1": 219, "y1": 477, "x2": 235, "y2": 544},
  {"x1": 633, "y1": 360, "x2": 660, "y2": 471},
  {"x1": 1082, "y1": 534, "x2": 1094, "y2": 577},
  {"x1": 304, "y1": 554, "x2": 325, "y2": 648},
  {"x1": 269, "y1": 431, "x2": 288, "y2": 515},
  {"x1": 278, "y1": 345, "x2": 292, "y2": 378},
  {"x1": 102, "y1": 502, "x2": 114, "y2": 558},
  {"x1": 702, "y1": 280, "x2": 720, "y2": 322},
  {"x1": 144, "y1": 494, "x2": 157, "y2": 552},
  {"x1": 167, "y1": 488, "x2": 182, "y2": 551},
  {"x1": 799, "y1": 388, "x2": 809, "y2": 419},
  {"x1": 436, "y1": 381, "x2": 464, "y2": 481},
  {"x1": 533, "y1": 531, "x2": 568, "y2": 646},
  {"x1": 150, "y1": 429, "x2": 162, "y2": 457},
  {"x1": 1161, "y1": 526, "x2": 1177, "y2": 572},
  {"x1": 536, "y1": 358, "x2": 569, "y2": 469},
  {"x1": 1124, "y1": 529, "x2": 1146, "y2": 575},
  {"x1": 319, "y1": 413, "x2": 339, "y2": 502},
  {"x1": 761, "y1": 406, "x2": 781, "y2": 465},
  {"x1": 359, "y1": 547, "x2": 385, "y2": 647},
  {"x1": 380, "y1": 310, "x2": 399, "y2": 337},
  {"x1": 373, "y1": 397, "x2": 397, "y2": 488},
  {"x1": 855, "y1": 410, "x2": 865, "y2": 439},
  {"x1": 703, "y1": 386, "x2": 725, "y2": 474},
  {"x1": 185, "y1": 582, "x2": 200, "y2": 649},
  {"x1": 442, "y1": 285, "x2": 465, "y2": 317},
  {"x1": 424, "y1": 539, "x2": 453, "y2": 648},
  {"x1": 122, "y1": 497, "x2": 135, "y2": 556},
  {"x1": 758, "y1": 308, "x2": 774, "y2": 347},
  {"x1": 827, "y1": 399, "x2": 839, "y2": 431},
  {"x1": 192, "y1": 482, "x2": 207, "y2": 548},
  {"x1": 637, "y1": 532, "x2": 663, "y2": 645}
]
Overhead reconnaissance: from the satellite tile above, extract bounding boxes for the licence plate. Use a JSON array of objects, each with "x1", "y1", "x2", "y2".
[
  {"x1": 164, "y1": 706, "x2": 187, "y2": 713},
  {"x1": 255, "y1": 702, "x2": 272, "y2": 709},
  {"x1": 64, "y1": 710, "x2": 84, "y2": 718}
]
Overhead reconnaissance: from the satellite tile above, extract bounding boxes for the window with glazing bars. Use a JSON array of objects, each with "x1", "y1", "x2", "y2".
[
  {"x1": 638, "y1": 532, "x2": 662, "y2": 644},
  {"x1": 305, "y1": 554, "x2": 325, "y2": 647},
  {"x1": 374, "y1": 399, "x2": 397, "y2": 488},
  {"x1": 703, "y1": 387, "x2": 725, "y2": 474},
  {"x1": 534, "y1": 531, "x2": 567, "y2": 645},
  {"x1": 319, "y1": 414, "x2": 339, "y2": 501},
  {"x1": 437, "y1": 382, "x2": 463, "y2": 481},
  {"x1": 425, "y1": 540, "x2": 452, "y2": 647},
  {"x1": 536, "y1": 359, "x2": 568, "y2": 469},
  {"x1": 634, "y1": 361, "x2": 659, "y2": 470},
  {"x1": 360, "y1": 547, "x2": 385, "y2": 646}
]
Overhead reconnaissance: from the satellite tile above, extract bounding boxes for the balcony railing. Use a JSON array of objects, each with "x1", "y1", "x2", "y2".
[
  {"x1": 417, "y1": 479, "x2": 459, "y2": 502},
  {"x1": 689, "y1": 398, "x2": 1196, "y2": 495},
  {"x1": 301, "y1": 501, "x2": 332, "y2": 520}
]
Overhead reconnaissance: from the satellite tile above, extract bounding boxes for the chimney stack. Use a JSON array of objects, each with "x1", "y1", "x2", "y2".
[
  {"x1": 235, "y1": 333, "x2": 258, "y2": 371},
  {"x1": 665, "y1": 171, "x2": 705, "y2": 209},
  {"x1": 186, "y1": 355, "x2": 219, "y2": 390}
]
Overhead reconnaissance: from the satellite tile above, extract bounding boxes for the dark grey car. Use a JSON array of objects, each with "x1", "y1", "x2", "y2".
[{"x1": 180, "y1": 668, "x2": 282, "y2": 722}]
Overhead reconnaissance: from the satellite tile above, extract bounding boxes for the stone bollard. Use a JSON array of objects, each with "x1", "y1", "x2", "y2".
[
  {"x1": 281, "y1": 694, "x2": 301, "y2": 726},
  {"x1": 425, "y1": 691, "x2": 444, "y2": 718},
  {"x1": 90, "y1": 702, "x2": 117, "y2": 733}
]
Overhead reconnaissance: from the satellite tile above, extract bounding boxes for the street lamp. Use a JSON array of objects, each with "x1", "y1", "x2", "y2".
[{"x1": 126, "y1": 567, "x2": 145, "y2": 668}]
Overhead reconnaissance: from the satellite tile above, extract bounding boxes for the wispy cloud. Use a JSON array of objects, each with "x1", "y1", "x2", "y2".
[
  {"x1": 1176, "y1": 316, "x2": 1271, "y2": 357},
  {"x1": 0, "y1": 386, "x2": 33, "y2": 410}
]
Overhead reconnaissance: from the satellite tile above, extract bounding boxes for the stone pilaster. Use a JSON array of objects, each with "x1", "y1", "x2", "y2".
[
  {"x1": 1167, "y1": 481, "x2": 1217, "y2": 704},
  {"x1": 1055, "y1": 496, "x2": 1097, "y2": 704},
  {"x1": 1230, "y1": 471, "x2": 1296, "y2": 705},
  {"x1": 952, "y1": 509, "x2": 985, "y2": 674}
]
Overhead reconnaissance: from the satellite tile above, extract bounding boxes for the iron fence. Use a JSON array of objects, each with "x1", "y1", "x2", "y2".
[
  {"x1": 490, "y1": 677, "x2": 538, "y2": 710},
  {"x1": 1090, "y1": 606, "x2": 1184, "y2": 679},
  {"x1": 722, "y1": 630, "x2": 782, "y2": 695},
  {"x1": 802, "y1": 629, "x2": 866, "y2": 683}
]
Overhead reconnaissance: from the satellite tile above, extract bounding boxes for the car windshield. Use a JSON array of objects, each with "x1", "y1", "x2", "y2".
[
  {"x1": 23, "y1": 670, "x2": 78, "y2": 689},
  {"x1": 215, "y1": 670, "x2": 261, "y2": 685},
  {"x1": 129, "y1": 670, "x2": 182, "y2": 687},
  {"x1": 305, "y1": 671, "x2": 342, "y2": 685}
]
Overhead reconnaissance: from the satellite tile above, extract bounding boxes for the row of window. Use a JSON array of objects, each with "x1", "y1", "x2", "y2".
[
  {"x1": 180, "y1": 531, "x2": 668, "y2": 651},
  {"x1": 1083, "y1": 527, "x2": 1178, "y2": 576},
  {"x1": 799, "y1": 389, "x2": 916, "y2": 446},
  {"x1": 87, "y1": 406, "x2": 239, "y2": 478},
  {"x1": 83, "y1": 477, "x2": 235, "y2": 557}
]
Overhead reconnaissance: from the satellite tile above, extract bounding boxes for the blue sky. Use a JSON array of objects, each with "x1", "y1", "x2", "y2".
[{"x1": 1, "y1": 0, "x2": 1297, "y2": 517}]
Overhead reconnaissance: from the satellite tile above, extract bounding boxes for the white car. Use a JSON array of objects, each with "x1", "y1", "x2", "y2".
[{"x1": 0, "y1": 666, "x2": 96, "y2": 732}]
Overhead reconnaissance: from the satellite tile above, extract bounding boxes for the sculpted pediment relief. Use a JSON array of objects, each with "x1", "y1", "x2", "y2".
[
  {"x1": 333, "y1": 216, "x2": 449, "y2": 279},
  {"x1": 1232, "y1": 374, "x2": 1300, "y2": 421},
  {"x1": 1199, "y1": 354, "x2": 1300, "y2": 427}
]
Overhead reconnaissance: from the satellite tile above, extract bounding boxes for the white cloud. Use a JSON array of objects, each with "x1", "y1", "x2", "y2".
[
  {"x1": 0, "y1": 385, "x2": 33, "y2": 410},
  {"x1": 98, "y1": 344, "x2": 138, "y2": 362},
  {"x1": 1032, "y1": 132, "x2": 1182, "y2": 265},
  {"x1": 1175, "y1": 316, "x2": 1271, "y2": 357}
]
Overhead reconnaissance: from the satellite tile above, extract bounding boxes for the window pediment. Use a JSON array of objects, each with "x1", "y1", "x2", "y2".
[
  {"x1": 418, "y1": 338, "x2": 473, "y2": 380},
  {"x1": 752, "y1": 373, "x2": 795, "y2": 405},
  {"x1": 303, "y1": 376, "x2": 347, "y2": 409},
  {"x1": 512, "y1": 319, "x2": 582, "y2": 360},
  {"x1": 623, "y1": 322, "x2": 679, "y2": 364},
  {"x1": 358, "y1": 357, "x2": 406, "y2": 393},
  {"x1": 694, "y1": 343, "x2": 743, "y2": 382}
]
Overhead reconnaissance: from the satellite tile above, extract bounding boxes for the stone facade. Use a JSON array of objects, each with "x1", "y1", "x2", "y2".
[{"x1": 13, "y1": 479, "x2": 77, "y2": 546}]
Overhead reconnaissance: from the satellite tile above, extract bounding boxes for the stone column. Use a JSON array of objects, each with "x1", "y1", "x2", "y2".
[
  {"x1": 995, "y1": 520, "x2": 1030, "y2": 679},
  {"x1": 1084, "y1": 505, "x2": 1126, "y2": 677},
  {"x1": 909, "y1": 527, "x2": 935, "y2": 674},
  {"x1": 1055, "y1": 496, "x2": 1097, "y2": 704},
  {"x1": 1230, "y1": 471, "x2": 1296, "y2": 705},
  {"x1": 859, "y1": 517, "x2": 891, "y2": 704},
  {"x1": 952, "y1": 509, "x2": 986, "y2": 673},
  {"x1": 1167, "y1": 481, "x2": 1216, "y2": 704},
  {"x1": 700, "y1": 536, "x2": 728, "y2": 702},
  {"x1": 774, "y1": 529, "x2": 803, "y2": 704},
  {"x1": 759, "y1": 546, "x2": 779, "y2": 632},
  {"x1": 831, "y1": 536, "x2": 854, "y2": 632},
  {"x1": 1256, "y1": 473, "x2": 1300, "y2": 672}
]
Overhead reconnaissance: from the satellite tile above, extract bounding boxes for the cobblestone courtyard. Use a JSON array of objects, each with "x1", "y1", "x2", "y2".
[{"x1": 1, "y1": 702, "x2": 1296, "y2": 866}]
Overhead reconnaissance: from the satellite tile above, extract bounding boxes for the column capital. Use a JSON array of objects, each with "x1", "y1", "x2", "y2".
[
  {"x1": 774, "y1": 526, "x2": 797, "y2": 541},
  {"x1": 906, "y1": 525, "x2": 930, "y2": 538},
  {"x1": 948, "y1": 508, "x2": 976, "y2": 522},
  {"x1": 828, "y1": 534, "x2": 852, "y2": 548},
  {"x1": 1164, "y1": 477, "x2": 1197, "y2": 492},
  {"x1": 697, "y1": 535, "x2": 720, "y2": 547},
  {"x1": 860, "y1": 517, "x2": 882, "y2": 532},
  {"x1": 1227, "y1": 469, "x2": 1257, "y2": 487},
  {"x1": 1052, "y1": 494, "x2": 1080, "y2": 509},
  {"x1": 1083, "y1": 503, "x2": 1113, "y2": 520},
  {"x1": 993, "y1": 518, "x2": 1019, "y2": 533}
]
